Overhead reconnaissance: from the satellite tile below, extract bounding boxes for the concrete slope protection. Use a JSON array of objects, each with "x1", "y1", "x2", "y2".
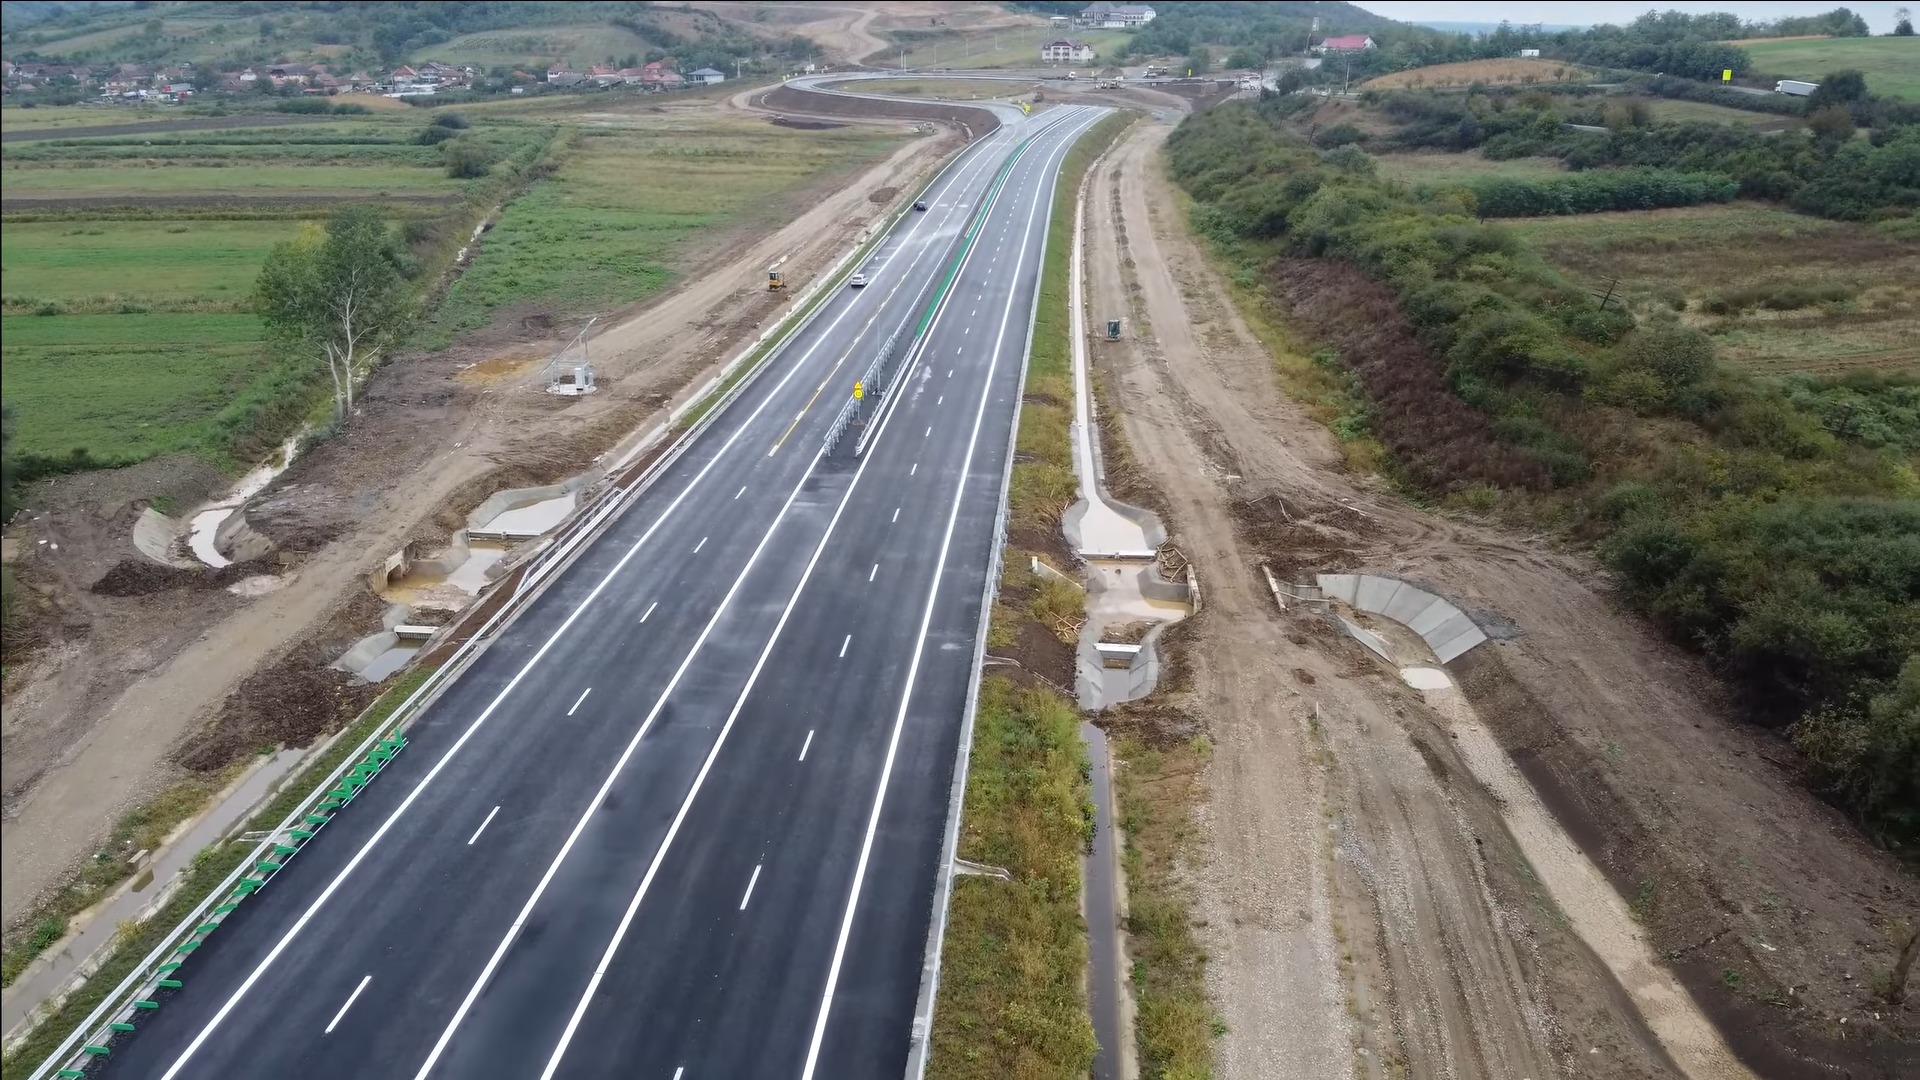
[{"x1": 68, "y1": 103, "x2": 1108, "y2": 1080}]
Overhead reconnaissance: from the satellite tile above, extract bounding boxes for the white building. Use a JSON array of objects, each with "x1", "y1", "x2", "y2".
[
  {"x1": 1078, "y1": 3, "x2": 1156, "y2": 28},
  {"x1": 688, "y1": 67, "x2": 726, "y2": 85},
  {"x1": 1042, "y1": 39, "x2": 1097, "y2": 64}
]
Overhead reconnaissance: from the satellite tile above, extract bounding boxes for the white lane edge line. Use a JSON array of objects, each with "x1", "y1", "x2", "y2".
[
  {"x1": 799, "y1": 729, "x2": 815, "y2": 761},
  {"x1": 739, "y1": 863, "x2": 763, "y2": 911},
  {"x1": 323, "y1": 975, "x2": 371, "y2": 1035},
  {"x1": 466, "y1": 806, "x2": 501, "y2": 846},
  {"x1": 799, "y1": 106, "x2": 1104, "y2": 1080},
  {"x1": 149, "y1": 105, "x2": 1021, "y2": 1080},
  {"x1": 566, "y1": 688, "x2": 591, "y2": 716},
  {"x1": 640, "y1": 601, "x2": 657, "y2": 623}
]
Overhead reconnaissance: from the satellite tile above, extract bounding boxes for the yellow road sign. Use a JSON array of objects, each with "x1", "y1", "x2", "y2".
[
  {"x1": 854, "y1": 381, "x2": 864, "y2": 400},
  {"x1": 1722, "y1": 69, "x2": 1733, "y2": 82}
]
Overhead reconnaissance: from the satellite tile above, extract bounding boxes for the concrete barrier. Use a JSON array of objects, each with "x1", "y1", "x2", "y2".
[{"x1": 1318, "y1": 572, "x2": 1488, "y2": 663}]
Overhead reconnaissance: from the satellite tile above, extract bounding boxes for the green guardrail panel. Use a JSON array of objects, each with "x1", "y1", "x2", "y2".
[
  {"x1": 213, "y1": 902, "x2": 239, "y2": 915},
  {"x1": 83, "y1": 1044, "x2": 111, "y2": 1055},
  {"x1": 272, "y1": 843, "x2": 299, "y2": 856},
  {"x1": 110, "y1": 1021, "x2": 137, "y2": 1032},
  {"x1": 59, "y1": 1069, "x2": 87, "y2": 1077},
  {"x1": 158, "y1": 961, "x2": 182, "y2": 973},
  {"x1": 256, "y1": 861, "x2": 282, "y2": 874},
  {"x1": 306, "y1": 813, "x2": 333, "y2": 825},
  {"x1": 157, "y1": 978, "x2": 183, "y2": 989},
  {"x1": 175, "y1": 941, "x2": 201, "y2": 954},
  {"x1": 195, "y1": 923, "x2": 219, "y2": 934},
  {"x1": 289, "y1": 828, "x2": 315, "y2": 840},
  {"x1": 133, "y1": 1000, "x2": 159, "y2": 1010}
]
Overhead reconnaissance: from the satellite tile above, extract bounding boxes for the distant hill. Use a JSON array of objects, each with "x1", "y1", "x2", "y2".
[
  {"x1": 0, "y1": 0, "x2": 135, "y2": 30},
  {"x1": 1413, "y1": 20, "x2": 1589, "y2": 35}
]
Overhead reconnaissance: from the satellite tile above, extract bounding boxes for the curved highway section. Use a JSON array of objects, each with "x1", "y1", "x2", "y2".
[{"x1": 74, "y1": 89, "x2": 1108, "y2": 1080}]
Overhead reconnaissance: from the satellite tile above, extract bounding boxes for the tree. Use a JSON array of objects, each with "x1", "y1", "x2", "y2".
[
  {"x1": 1809, "y1": 104, "x2": 1857, "y2": 143},
  {"x1": 443, "y1": 136, "x2": 496, "y2": 178},
  {"x1": 1896, "y1": 8, "x2": 1915, "y2": 36},
  {"x1": 253, "y1": 208, "x2": 411, "y2": 421},
  {"x1": 1808, "y1": 69, "x2": 1869, "y2": 110},
  {"x1": 1184, "y1": 48, "x2": 1210, "y2": 76}
]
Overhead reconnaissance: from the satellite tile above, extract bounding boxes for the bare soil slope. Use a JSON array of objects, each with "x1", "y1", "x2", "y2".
[{"x1": 1086, "y1": 118, "x2": 1918, "y2": 1078}]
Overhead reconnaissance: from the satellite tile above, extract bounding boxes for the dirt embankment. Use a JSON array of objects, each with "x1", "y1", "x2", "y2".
[
  {"x1": 1084, "y1": 117, "x2": 1919, "y2": 1079},
  {"x1": 1, "y1": 91, "x2": 967, "y2": 930},
  {"x1": 759, "y1": 82, "x2": 1001, "y2": 138}
]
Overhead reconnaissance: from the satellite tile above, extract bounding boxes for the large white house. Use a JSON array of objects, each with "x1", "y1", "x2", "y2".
[
  {"x1": 1078, "y1": 3, "x2": 1156, "y2": 29},
  {"x1": 1042, "y1": 39, "x2": 1098, "y2": 64}
]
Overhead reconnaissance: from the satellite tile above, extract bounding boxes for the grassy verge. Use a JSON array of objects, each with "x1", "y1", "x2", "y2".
[
  {"x1": 929, "y1": 677, "x2": 1098, "y2": 1079},
  {"x1": 1111, "y1": 728, "x2": 1218, "y2": 1079},
  {"x1": 928, "y1": 110, "x2": 1133, "y2": 1078},
  {"x1": 0, "y1": 666, "x2": 436, "y2": 1079}
]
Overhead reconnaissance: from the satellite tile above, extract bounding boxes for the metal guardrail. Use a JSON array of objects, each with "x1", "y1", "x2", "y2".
[{"x1": 25, "y1": 100, "x2": 1008, "y2": 1080}]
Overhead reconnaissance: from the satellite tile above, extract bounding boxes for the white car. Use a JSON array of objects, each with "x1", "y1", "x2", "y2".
[{"x1": 849, "y1": 273, "x2": 869, "y2": 288}]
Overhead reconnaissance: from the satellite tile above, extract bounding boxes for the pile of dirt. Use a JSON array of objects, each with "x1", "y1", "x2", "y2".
[
  {"x1": 991, "y1": 564, "x2": 1077, "y2": 690},
  {"x1": 90, "y1": 557, "x2": 273, "y2": 598},
  {"x1": 172, "y1": 589, "x2": 389, "y2": 773},
  {"x1": 1226, "y1": 493, "x2": 1370, "y2": 578}
]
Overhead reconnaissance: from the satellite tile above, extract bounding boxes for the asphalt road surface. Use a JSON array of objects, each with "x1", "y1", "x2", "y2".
[{"x1": 82, "y1": 101, "x2": 1107, "y2": 1080}]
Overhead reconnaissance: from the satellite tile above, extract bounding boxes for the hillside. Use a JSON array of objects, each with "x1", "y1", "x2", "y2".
[
  {"x1": 0, "y1": 0, "x2": 820, "y2": 74},
  {"x1": 1741, "y1": 35, "x2": 1920, "y2": 101}
]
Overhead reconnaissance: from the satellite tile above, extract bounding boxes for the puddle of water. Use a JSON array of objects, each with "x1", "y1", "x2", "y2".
[
  {"x1": 358, "y1": 645, "x2": 419, "y2": 683},
  {"x1": 186, "y1": 435, "x2": 301, "y2": 568},
  {"x1": 482, "y1": 493, "x2": 574, "y2": 535},
  {"x1": 446, "y1": 544, "x2": 508, "y2": 593},
  {"x1": 1401, "y1": 666, "x2": 1452, "y2": 690}
]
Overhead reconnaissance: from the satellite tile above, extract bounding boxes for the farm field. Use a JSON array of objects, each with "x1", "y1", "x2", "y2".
[
  {"x1": 1511, "y1": 203, "x2": 1920, "y2": 376},
  {"x1": 418, "y1": 24, "x2": 656, "y2": 69},
  {"x1": 1362, "y1": 57, "x2": 1591, "y2": 89},
  {"x1": 417, "y1": 103, "x2": 908, "y2": 345},
  {"x1": 895, "y1": 27, "x2": 1129, "y2": 70},
  {"x1": 0, "y1": 108, "x2": 548, "y2": 468},
  {"x1": 1373, "y1": 150, "x2": 1566, "y2": 184},
  {"x1": 1739, "y1": 35, "x2": 1920, "y2": 101}
]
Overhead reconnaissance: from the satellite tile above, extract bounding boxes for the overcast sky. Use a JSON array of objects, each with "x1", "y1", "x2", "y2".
[{"x1": 1356, "y1": 1, "x2": 1910, "y2": 34}]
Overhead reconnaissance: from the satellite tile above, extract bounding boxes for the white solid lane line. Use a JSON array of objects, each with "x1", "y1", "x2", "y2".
[
  {"x1": 674, "y1": 1069, "x2": 684, "y2": 1080},
  {"x1": 739, "y1": 864, "x2": 763, "y2": 911},
  {"x1": 694, "y1": 536, "x2": 707, "y2": 553},
  {"x1": 566, "y1": 688, "x2": 591, "y2": 716},
  {"x1": 640, "y1": 601, "x2": 657, "y2": 623},
  {"x1": 800, "y1": 108, "x2": 1105, "y2": 1080},
  {"x1": 528, "y1": 119, "x2": 1060, "y2": 1080},
  {"x1": 840, "y1": 635, "x2": 851, "y2": 658},
  {"x1": 323, "y1": 975, "x2": 371, "y2": 1035},
  {"x1": 152, "y1": 102, "x2": 1028, "y2": 1080},
  {"x1": 799, "y1": 729, "x2": 815, "y2": 762},
  {"x1": 466, "y1": 806, "x2": 501, "y2": 846}
]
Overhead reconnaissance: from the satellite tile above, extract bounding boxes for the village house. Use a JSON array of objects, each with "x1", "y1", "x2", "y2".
[
  {"x1": 1041, "y1": 39, "x2": 1097, "y2": 64},
  {"x1": 687, "y1": 66, "x2": 725, "y2": 85},
  {"x1": 1077, "y1": 3, "x2": 1155, "y2": 28}
]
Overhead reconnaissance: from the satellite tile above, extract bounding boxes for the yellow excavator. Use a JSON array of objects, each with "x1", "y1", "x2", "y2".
[{"x1": 768, "y1": 269, "x2": 785, "y2": 291}]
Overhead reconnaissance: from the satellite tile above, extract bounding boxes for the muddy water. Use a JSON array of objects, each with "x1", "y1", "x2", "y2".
[
  {"x1": 187, "y1": 435, "x2": 301, "y2": 568},
  {"x1": 358, "y1": 645, "x2": 420, "y2": 683}
]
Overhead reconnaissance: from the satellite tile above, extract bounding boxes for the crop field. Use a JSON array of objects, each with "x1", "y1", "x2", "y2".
[
  {"x1": 1374, "y1": 151, "x2": 1566, "y2": 184},
  {"x1": 1363, "y1": 58, "x2": 1591, "y2": 89},
  {"x1": 1511, "y1": 203, "x2": 1920, "y2": 376},
  {"x1": 419, "y1": 24, "x2": 656, "y2": 69},
  {"x1": 1739, "y1": 36, "x2": 1920, "y2": 101},
  {"x1": 0, "y1": 109, "x2": 541, "y2": 467},
  {"x1": 418, "y1": 105, "x2": 907, "y2": 345}
]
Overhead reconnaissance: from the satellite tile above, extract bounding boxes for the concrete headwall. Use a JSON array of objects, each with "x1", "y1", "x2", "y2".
[{"x1": 1318, "y1": 573, "x2": 1488, "y2": 663}]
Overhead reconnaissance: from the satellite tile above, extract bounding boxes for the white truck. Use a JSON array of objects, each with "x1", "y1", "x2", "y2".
[{"x1": 1775, "y1": 80, "x2": 1819, "y2": 97}]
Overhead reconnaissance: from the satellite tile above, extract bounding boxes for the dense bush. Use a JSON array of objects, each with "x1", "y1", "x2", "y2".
[
  {"x1": 1168, "y1": 98, "x2": 1920, "y2": 843},
  {"x1": 1459, "y1": 168, "x2": 1737, "y2": 217},
  {"x1": 442, "y1": 137, "x2": 496, "y2": 179}
]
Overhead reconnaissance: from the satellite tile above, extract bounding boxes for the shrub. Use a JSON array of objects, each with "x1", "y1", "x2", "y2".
[
  {"x1": 415, "y1": 125, "x2": 457, "y2": 146},
  {"x1": 1314, "y1": 123, "x2": 1365, "y2": 149},
  {"x1": 442, "y1": 137, "x2": 496, "y2": 179},
  {"x1": 431, "y1": 111, "x2": 470, "y2": 130}
]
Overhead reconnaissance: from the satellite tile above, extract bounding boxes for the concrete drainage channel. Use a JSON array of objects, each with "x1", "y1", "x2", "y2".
[{"x1": 14, "y1": 133, "x2": 957, "y2": 1079}]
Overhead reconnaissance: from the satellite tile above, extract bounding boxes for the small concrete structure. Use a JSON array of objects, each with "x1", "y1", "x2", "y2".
[{"x1": 1316, "y1": 573, "x2": 1488, "y2": 663}]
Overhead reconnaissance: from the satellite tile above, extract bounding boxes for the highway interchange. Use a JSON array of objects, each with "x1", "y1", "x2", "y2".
[{"x1": 76, "y1": 92, "x2": 1108, "y2": 1080}]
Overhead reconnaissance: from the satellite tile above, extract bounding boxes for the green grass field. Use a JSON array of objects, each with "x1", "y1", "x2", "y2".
[
  {"x1": 1, "y1": 220, "x2": 301, "y2": 311},
  {"x1": 1513, "y1": 203, "x2": 1920, "y2": 376},
  {"x1": 418, "y1": 108, "x2": 906, "y2": 345},
  {"x1": 1740, "y1": 36, "x2": 1920, "y2": 101},
  {"x1": 1641, "y1": 96, "x2": 1805, "y2": 130},
  {"x1": 1, "y1": 313, "x2": 273, "y2": 462},
  {"x1": 1375, "y1": 151, "x2": 1567, "y2": 184},
  {"x1": 896, "y1": 27, "x2": 1130, "y2": 70},
  {"x1": 418, "y1": 24, "x2": 655, "y2": 68},
  {"x1": 1, "y1": 162, "x2": 461, "y2": 198}
]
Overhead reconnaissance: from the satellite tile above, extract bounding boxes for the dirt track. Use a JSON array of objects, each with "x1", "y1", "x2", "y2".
[
  {"x1": 1, "y1": 95, "x2": 960, "y2": 927},
  {"x1": 1087, "y1": 118, "x2": 1919, "y2": 1078}
]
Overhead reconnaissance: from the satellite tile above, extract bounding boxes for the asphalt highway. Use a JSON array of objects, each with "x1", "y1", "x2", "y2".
[{"x1": 83, "y1": 100, "x2": 1107, "y2": 1080}]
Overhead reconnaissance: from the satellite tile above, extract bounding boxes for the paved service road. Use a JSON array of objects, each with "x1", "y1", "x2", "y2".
[{"x1": 85, "y1": 100, "x2": 1106, "y2": 1080}]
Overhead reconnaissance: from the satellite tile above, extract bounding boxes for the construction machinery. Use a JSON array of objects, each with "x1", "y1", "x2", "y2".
[{"x1": 768, "y1": 269, "x2": 786, "y2": 291}]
